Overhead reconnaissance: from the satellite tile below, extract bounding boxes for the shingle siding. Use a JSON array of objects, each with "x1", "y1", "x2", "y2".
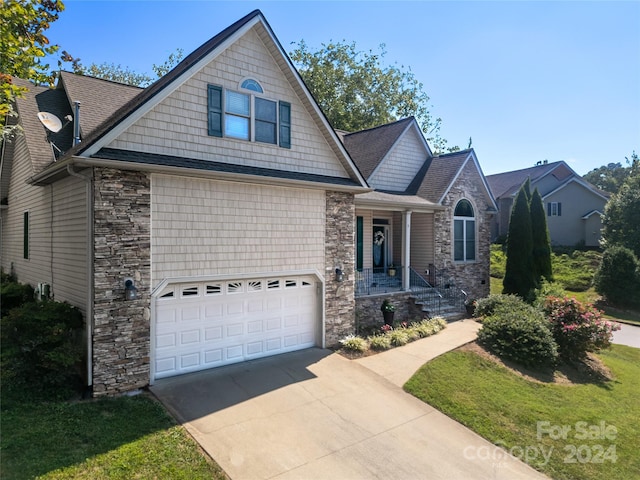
[
  {"x1": 369, "y1": 128, "x2": 427, "y2": 191},
  {"x1": 108, "y1": 29, "x2": 348, "y2": 179},
  {"x1": 151, "y1": 174, "x2": 326, "y2": 286}
]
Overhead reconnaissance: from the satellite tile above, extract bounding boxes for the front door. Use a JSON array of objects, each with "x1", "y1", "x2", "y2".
[{"x1": 372, "y1": 223, "x2": 389, "y2": 273}]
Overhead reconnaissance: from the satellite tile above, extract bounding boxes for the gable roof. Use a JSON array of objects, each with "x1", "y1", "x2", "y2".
[
  {"x1": 26, "y1": 10, "x2": 368, "y2": 190},
  {"x1": 486, "y1": 160, "x2": 610, "y2": 201},
  {"x1": 486, "y1": 161, "x2": 571, "y2": 199},
  {"x1": 56, "y1": 71, "x2": 142, "y2": 139},
  {"x1": 342, "y1": 117, "x2": 417, "y2": 178}
]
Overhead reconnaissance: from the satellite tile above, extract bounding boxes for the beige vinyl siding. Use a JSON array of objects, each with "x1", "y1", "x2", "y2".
[
  {"x1": 0, "y1": 135, "x2": 88, "y2": 314},
  {"x1": 369, "y1": 127, "x2": 427, "y2": 191},
  {"x1": 545, "y1": 181, "x2": 607, "y2": 246},
  {"x1": 109, "y1": 28, "x2": 348, "y2": 179},
  {"x1": 410, "y1": 213, "x2": 435, "y2": 275},
  {"x1": 50, "y1": 175, "x2": 89, "y2": 308},
  {"x1": 151, "y1": 174, "x2": 325, "y2": 287}
]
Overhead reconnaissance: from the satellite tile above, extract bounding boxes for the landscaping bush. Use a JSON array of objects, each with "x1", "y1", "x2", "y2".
[
  {"x1": 593, "y1": 246, "x2": 640, "y2": 308},
  {"x1": 533, "y1": 279, "x2": 567, "y2": 309},
  {"x1": 473, "y1": 294, "x2": 535, "y2": 319},
  {"x1": 477, "y1": 309, "x2": 558, "y2": 368},
  {"x1": 388, "y1": 329, "x2": 410, "y2": 347},
  {"x1": 543, "y1": 296, "x2": 620, "y2": 361},
  {"x1": 368, "y1": 334, "x2": 392, "y2": 350},
  {"x1": 339, "y1": 334, "x2": 368, "y2": 352},
  {"x1": 1, "y1": 300, "x2": 84, "y2": 391},
  {"x1": 1, "y1": 277, "x2": 35, "y2": 318}
]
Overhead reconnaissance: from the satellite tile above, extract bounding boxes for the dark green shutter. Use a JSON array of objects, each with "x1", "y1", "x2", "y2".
[
  {"x1": 207, "y1": 85, "x2": 222, "y2": 137},
  {"x1": 279, "y1": 101, "x2": 291, "y2": 148},
  {"x1": 356, "y1": 216, "x2": 363, "y2": 270},
  {"x1": 23, "y1": 211, "x2": 29, "y2": 259}
]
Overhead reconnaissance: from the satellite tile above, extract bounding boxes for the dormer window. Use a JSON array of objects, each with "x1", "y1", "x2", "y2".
[{"x1": 207, "y1": 83, "x2": 291, "y2": 148}]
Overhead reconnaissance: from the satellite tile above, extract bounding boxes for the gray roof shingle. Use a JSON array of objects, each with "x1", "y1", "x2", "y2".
[{"x1": 342, "y1": 117, "x2": 414, "y2": 178}]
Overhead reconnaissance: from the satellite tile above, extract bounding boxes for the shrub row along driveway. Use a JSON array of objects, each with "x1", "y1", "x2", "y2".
[{"x1": 151, "y1": 325, "x2": 547, "y2": 480}]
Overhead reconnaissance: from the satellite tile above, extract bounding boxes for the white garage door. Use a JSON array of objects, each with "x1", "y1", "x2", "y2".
[{"x1": 153, "y1": 275, "x2": 319, "y2": 379}]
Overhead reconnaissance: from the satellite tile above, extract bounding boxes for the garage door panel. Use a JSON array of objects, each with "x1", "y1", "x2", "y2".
[
  {"x1": 154, "y1": 275, "x2": 319, "y2": 379},
  {"x1": 180, "y1": 329, "x2": 200, "y2": 345},
  {"x1": 156, "y1": 333, "x2": 176, "y2": 348},
  {"x1": 205, "y1": 326, "x2": 223, "y2": 340},
  {"x1": 227, "y1": 323, "x2": 244, "y2": 337},
  {"x1": 204, "y1": 349, "x2": 223, "y2": 364},
  {"x1": 247, "y1": 319, "x2": 264, "y2": 334}
]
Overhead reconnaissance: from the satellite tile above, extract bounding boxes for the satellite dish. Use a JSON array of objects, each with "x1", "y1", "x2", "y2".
[{"x1": 37, "y1": 112, "x2": 63, "y2": 133}]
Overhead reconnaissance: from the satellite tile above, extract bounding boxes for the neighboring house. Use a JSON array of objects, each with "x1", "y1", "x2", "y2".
[
  {"x1": 486, "y1": 161, "x2": 610, "y2": 247},
  {"x1": 1, "y1": 10, "x2": 495, "y2": 397}
]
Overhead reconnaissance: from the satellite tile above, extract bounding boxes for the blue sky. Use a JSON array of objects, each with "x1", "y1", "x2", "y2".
[{"x1": 45, "y1": 1, "x2": 639, "y2": 176}]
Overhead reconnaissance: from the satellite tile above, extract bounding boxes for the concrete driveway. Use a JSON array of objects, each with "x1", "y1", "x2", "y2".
[
  {"x1": 151, "y1": 328, "x2": 547, "y2": 480},
  {"x1": 612, "y1": 322, "x2": 640, "y2": 348}
]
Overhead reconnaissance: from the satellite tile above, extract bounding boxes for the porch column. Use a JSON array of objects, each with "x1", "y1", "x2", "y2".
[{"x1": 402, "y1": 210, "x2": 412, "y2": 290}]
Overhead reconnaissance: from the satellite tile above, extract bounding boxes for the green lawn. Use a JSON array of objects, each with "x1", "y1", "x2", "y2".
[
  {"x1": 0, "y1": 387, "x2": 227, "y2": 480},
  {"x1": 404, "y1": 344, "x2": 640, "y2": 480}
]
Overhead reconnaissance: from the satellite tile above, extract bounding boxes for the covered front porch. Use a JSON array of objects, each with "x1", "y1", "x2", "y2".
[{"x1": 354, "y1": 192, "x2": 467, "y2": 319}]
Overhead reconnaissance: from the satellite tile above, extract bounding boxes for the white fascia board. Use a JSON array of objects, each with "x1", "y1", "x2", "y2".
[
  {"x1": 257, "y1": 22, "x2": 368, "y2": 188},
  {"x1": 79, "y1": 18, "x2": 261, "y2": 159},
  {"x1": 542, "y1": 177, "x2": 609, "y2": 202},
  {"x1": 437, "y1": 150, "x2": 498, "y2": 211},
  {"x1": 368, "y1": 120, "x2": 429, "y2": 181},
  {"x1": 582, "y1": 210, "x2": 604, "y2": 219},
  {"x1": 470, "y1": 150, "x2": 499, "y2": 210},
  {"x1": 437, "y1": 150, "x2": 472, "y2": 204}
]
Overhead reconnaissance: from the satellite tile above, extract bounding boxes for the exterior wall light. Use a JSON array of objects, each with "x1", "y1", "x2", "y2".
[
  {"x1": 124, "y1": 278, "x2": 138, "y2": 301},
  {"x1": 335, "y1": 268, "x2": 344, "y2": 282}
]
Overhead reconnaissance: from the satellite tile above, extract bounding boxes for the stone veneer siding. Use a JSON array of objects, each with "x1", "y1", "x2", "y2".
[
  {"x1": 92, "y1": 168, "x2": 151, "y2": 396},
  {"x1": 324, "y1": 191, "x2": 356, "y2": 347},
  {"x1": 433, "y1": 163, "x2": 491, "y2": 301},
  {"x1": 355, "y1": 292, "x2": 424, "y2": 333}
]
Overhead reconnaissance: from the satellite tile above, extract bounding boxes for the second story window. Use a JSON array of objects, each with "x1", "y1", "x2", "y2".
[{"x1": 208, "y1": 80, "x2": 291, "y2": 148}]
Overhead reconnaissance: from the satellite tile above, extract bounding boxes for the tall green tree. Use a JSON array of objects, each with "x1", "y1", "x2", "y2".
[
  {"x1": 601, "y1": 152, "x2": 640, "y2": 257},
  {"x1": 1, "y1": 0, "x2": 65, "y2": 138},
  {"x1": 583, "y1": 162, "x2": 629, "y2": 194},
  {"x1": 503, "y1": 185, "x2": 536, "y2": 298},
  {"x1": 530, "y1": 188, "x2": 553, "y2": 282},
  {"x1": 289, "y1": 40, "x2": 456, "y2": 153}
]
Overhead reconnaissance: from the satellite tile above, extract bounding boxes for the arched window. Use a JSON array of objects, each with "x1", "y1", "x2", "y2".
[
  {"x1": 454, "y1": 199, "x2": 475, "y2": 262},
  {"x1": 240, "y1": 78, "x2": 263, "y2": 93}
]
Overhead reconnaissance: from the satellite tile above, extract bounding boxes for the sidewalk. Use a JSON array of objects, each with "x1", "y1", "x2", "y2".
[{"x1": 355, "y1": 318, "x2": 481, "y2": 386}]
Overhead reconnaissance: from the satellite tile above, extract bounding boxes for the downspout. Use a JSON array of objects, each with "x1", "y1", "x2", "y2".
[{"x1": 67, "y1": 163, "x2": 94, "y2": 389}]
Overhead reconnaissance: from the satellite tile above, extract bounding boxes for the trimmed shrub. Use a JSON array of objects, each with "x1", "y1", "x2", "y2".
[
  {"x1": 1, "y1": 279, "x2": 35, "y2": 318},
  {"x1": 593, "y1": 246, "x2": 640, "y2": 308},
  {"x1": 533, "y1": 280, "x2": 567, "y2": 309},
  {"x1": 340, "y1": 334, "x2": 368, "y2": 352},
  {"x1": 1, "y1": 300, "x2": 84, "y2": 390},
  {"x1": 368, "y1": 334, "x2": 392, "y2": 350},
  {"x1": 477, "y1": 310, "x2": 558, "y2": 368},
  {"x1": 543, "y1": 296, "x2": 620, "y2": 361},
  {"x1": 474, "y1": 294, "x2": 535, "y2": 319},
  {"x1": 388, "y1": 329, "x2": 410, "y2": 347}
]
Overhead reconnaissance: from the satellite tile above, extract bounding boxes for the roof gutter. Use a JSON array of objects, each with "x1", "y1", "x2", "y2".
[{"x1": 27, "y1": 156, "x2": 373, "y2": 194}]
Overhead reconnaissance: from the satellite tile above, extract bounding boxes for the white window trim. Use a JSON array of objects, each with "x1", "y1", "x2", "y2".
[
  {"x1": 453, "y1": 199, "x2": 476, "y2": 263},
  {"x1": 223, "y1": 88, "x2": 280, "y2": 145}
]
